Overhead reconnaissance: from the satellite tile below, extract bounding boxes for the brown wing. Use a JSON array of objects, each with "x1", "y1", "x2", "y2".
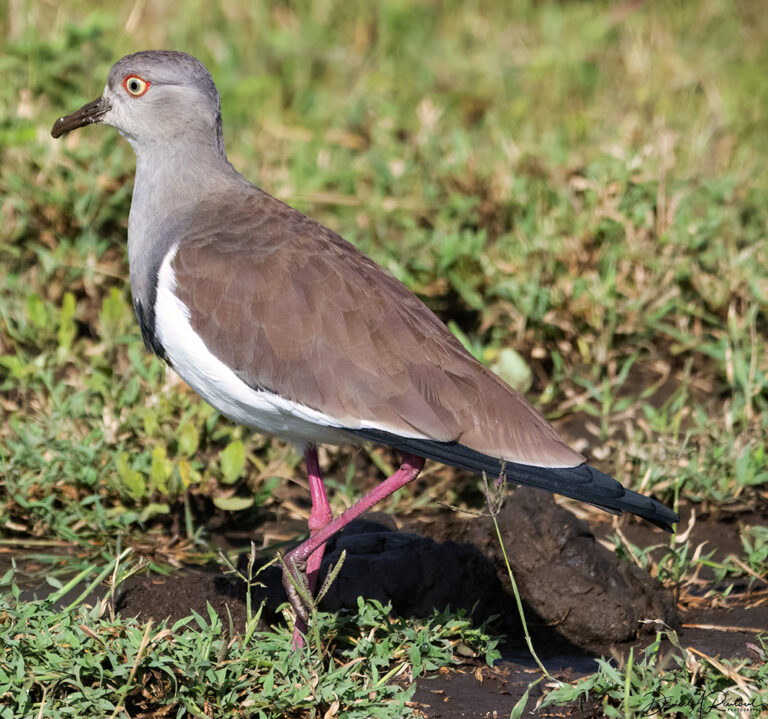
[{"x1": 170, "y1": 188, "x2": 582, "y2": 468}]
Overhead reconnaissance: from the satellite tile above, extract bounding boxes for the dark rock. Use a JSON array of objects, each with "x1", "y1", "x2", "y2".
[{"x1": 420, "y1": 487, "x2": 679, "y2": 648}]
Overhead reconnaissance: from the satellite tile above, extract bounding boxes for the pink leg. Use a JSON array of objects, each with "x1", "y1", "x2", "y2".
[
  {"x1": 305, "y1": 445, "x2": 332, "y2": 591},
  {"x1": 291, "y1": 445, "x2": 333, "y2": 649},
  {"x1": 284, "y1": 451, "x2": 425, "y2": 638}
]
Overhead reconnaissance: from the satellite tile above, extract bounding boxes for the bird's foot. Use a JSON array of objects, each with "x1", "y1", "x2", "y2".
[
  {"x1": 282, "y1": 547, "x2": 349, "y2": 649},
  {"x1": 281, "y1": 553, "x2": 312, "y2": 644}
]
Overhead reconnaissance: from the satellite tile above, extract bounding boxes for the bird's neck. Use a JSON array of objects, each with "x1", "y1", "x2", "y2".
[
  {"x1": 131, "y1": 142, "x2": 239, "y2": 220},
  {"x1": 126, "y1": 142, "x2": 248, "y2": 324}
]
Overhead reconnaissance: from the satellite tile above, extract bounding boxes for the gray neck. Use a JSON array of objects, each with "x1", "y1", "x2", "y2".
[{"x1": 126, "y1": 139, "x2": 245, "y2": 308}]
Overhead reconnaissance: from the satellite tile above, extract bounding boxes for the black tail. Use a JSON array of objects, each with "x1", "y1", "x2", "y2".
[{"x1": 348, "y1": 428, "x2": 679, "y2": 532}]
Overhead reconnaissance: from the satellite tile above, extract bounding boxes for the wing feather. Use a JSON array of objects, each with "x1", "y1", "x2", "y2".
[{"x1": 170, "y1": 188, "x2": 583, "y2": 468}]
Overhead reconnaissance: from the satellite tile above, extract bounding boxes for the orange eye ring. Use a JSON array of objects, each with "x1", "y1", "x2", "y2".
[{"x1": 123, "y1": 75, "x2": 150, "y2": 97}]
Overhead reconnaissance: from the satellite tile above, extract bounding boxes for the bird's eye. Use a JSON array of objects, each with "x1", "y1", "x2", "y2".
[{"x1": 123, "y1": 75, "x2": 150, "y2": 97}]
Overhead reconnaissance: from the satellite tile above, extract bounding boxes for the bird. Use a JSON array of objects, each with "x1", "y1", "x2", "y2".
[{"x1": 52, "y1": 50, "x2": 678, "y2": 647}]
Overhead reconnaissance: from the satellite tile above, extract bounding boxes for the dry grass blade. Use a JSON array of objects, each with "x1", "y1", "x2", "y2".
[
  {"x1": 682, "y1": 623, "x2": 768, "y2": 634},
  {"x1": 725, "y1": 554, "x2": 768, "y2": 587},
  {"x1": 686, "y1": 646, "x2": 753, "y2": 694},
  {"x1": 109, "y1": 619, "x2": 154, "y2": 719}
]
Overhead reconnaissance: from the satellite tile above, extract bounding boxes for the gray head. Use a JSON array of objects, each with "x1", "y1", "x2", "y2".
[{"x1": 52, "y1": 50, "x2": 225, "y2": 156}]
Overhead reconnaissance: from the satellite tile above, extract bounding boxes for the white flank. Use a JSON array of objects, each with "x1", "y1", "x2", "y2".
[{"x1": 154, "y1": 247, "x2": 431, "y2": 447}]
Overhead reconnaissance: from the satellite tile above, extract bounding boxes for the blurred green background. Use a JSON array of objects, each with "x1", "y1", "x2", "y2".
[{"x1": 1, "y1": 0, "x2": 766, "y2": 555}]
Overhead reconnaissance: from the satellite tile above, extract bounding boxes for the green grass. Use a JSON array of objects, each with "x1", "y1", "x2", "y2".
[
  {"x1": 609, "y1": 523, "x2": 768, "y2": 593},
  {"x1": 1, "y1": 0, "x2": 768, "y2": 716},
  {"x1": 539, "y1": 628, "x2": 768, "y2": 718},
  {"x1": 0, "y1": 563, "x2": 499, "y2": 718}
]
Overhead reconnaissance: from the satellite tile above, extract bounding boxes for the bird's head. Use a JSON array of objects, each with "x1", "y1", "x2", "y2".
[{"x1": 52, "y1": 50, "x2": 224, "y2": 155}]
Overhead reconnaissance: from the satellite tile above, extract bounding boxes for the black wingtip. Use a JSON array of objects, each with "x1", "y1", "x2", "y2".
[
  {"x1": 345, "y1": 428, "x2": 678, "y2": 531},
  {"x1": 558, "y1": 464, "x2": 679, "y2": 533}
]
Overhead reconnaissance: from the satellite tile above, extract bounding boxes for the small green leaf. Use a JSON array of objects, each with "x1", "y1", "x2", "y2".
[
  {"x1": 213, "y1": 495, "x2": 254, "y2": 511},
  {"x1": 143, "y1": 410, "x2": 159, "y2": 437},
  {"x1": 408, "y1": 643, "x2": 423, "y2": 676},
  {"x1": 116, "y1": 452, "x2": 145, "y2": 499},
  {"x1": 25, "y1": 293, "x2": 48, "y2": 328},
  {"x1": 511, "y1": 678, "x2": 542, "y2": 719},
  {"x1": 220, "y1": 440, "x2": 245, "y2": 484},
  {"x1": 177, "y1": 459, "x2": 192, "y2": 487},
  {"x1": 140, "y1": 503, "x2": 170, "y2": 522},
  {"x1": 57, "y1": 292, "x2": 77, "y2": 350},
  {"x1": 490, "y1": 348, "x2": 532, "y2": 393},
  {"x1": 150, "y1": 446, "x2": 173, "y2": 493},
  {"x1": 177, "y1": 421, "x2": 199, "y2": 457},
  {"x1": 99, "y1": 287, "x2": 128, "y2": 339}
]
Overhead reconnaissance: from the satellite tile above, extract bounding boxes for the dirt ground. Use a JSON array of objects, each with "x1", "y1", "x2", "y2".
[{"x1": 106, "y1": 489, "x2": 767, "y2": 718}]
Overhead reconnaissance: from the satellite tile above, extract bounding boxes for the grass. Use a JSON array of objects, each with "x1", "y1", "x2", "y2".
[
  {"x1": 0, "y1": 563, "x2": 500, "y2": 718},
  {"x1": 609, "y1": 523, "x2": 768, "y2": 593},
  {"x1": 539, "y1": 628, "x2": 768, "y2": 718},
  {"x1": 1, "y1": 0, "x2": 767, "y2": 716}
]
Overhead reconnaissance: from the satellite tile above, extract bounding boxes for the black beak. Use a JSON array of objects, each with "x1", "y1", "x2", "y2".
[{"x1": 51, "y1": 96, "x2": 112, "y2": 138}]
